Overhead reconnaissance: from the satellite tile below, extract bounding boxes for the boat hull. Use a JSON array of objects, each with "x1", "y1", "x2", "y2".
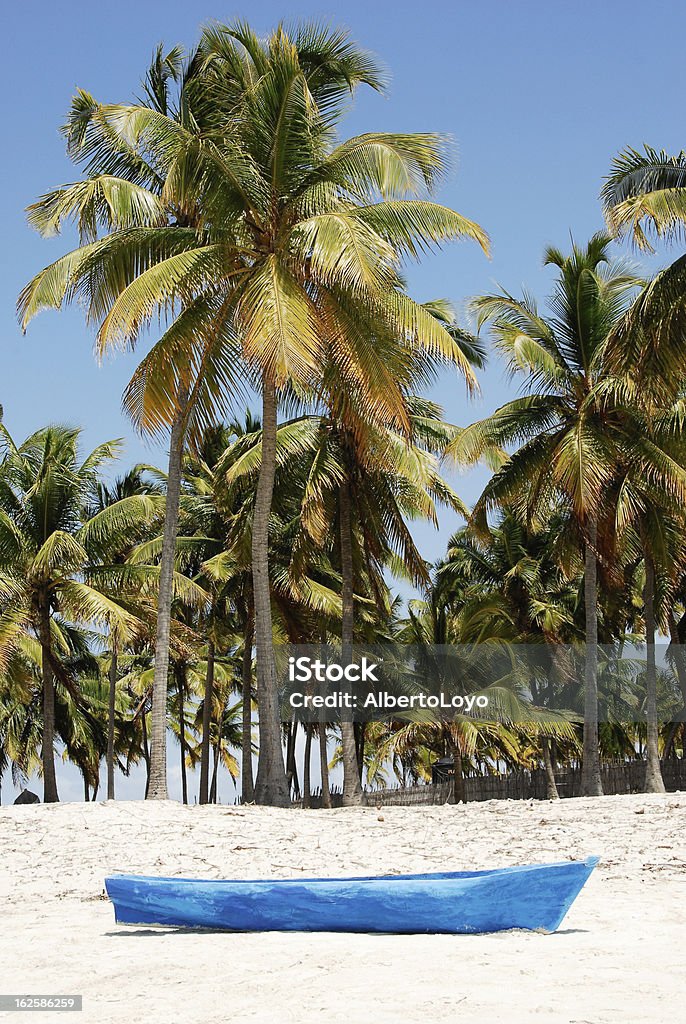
[{"x1": 105, "y1": 858, "x2": 598, "y2": 934}]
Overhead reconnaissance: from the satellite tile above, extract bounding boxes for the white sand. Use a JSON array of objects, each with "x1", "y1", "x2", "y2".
[{"x1": 1, "y1": 793, "x2": 685, "y2": 1024}]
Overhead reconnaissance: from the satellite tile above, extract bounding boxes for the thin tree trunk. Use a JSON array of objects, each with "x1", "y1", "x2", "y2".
[
  {"x1": 339, "y1": 476, "x2": 363, "y2": 806},
  {"x1": 319, "y1": 724, "x2": 331, "y2": 808},
  {"x1": 210, "y1": 730, "x2": 221, "y2": 803},
  {"x1": 290, "y1": 734, "x2": 300, "y2": 799},
  {"x1": 106, "y1": 637, "x2": 117, "y2": 800},
  {"x1": 39, "y1": 597, "x2": 59, "y2": 803},
  {"x1": 285, "y1": 722, "x2": 300, "y2": 798},
  {"x1": 141, "y1": 704, "x2": 150, "y2": 799},
  {"x1": 303, "y1": 724, "x2": 313, "y2": 808},
  {"x1": 355, "y1": 722, "x2": 366, "y2": 782},
  {"x1": 449, "y1": 736, "x2": 465, "y2": 804},
  {"x1": 241, "y1": 610, "x2": 255, "y2": 803},
  {"x1": 252, "y1": 378, "x2": 289, "y2": 806},
  {"x1": 176, "y1": 663, "x2": 188, "y2": 805},
  {"x1": 663, "y1": 720, "x2": 680, "y2": 760},
  {"x1": 644, "y1": 553, "x2": 666, "y2": 793},
  {"x1": 541, "y1": 736, "x2": 559, "y2": 799},
  {"x1": 83, "y1": 775, "x2": 89, "y2": 802},
  {"x1": 198, "y1": 638, "x2": 215, "y2": 804},
  {"x1": 667, "y1": 612, "x2": 686, "y2": 745},
  {"x1": 581, "y1": 520, "x2": 603, "y2": 796},
  {"x1": 148, "y1": 398, "x2": 186, "y2": 800}
]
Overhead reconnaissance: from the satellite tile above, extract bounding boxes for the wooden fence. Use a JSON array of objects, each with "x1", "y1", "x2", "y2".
[
  {"x1": 364, "y1": 759, "x2": 686, "y2": 806},
  {"x1": 284, "y1": 759, "x2": 686, "y2": 807}
]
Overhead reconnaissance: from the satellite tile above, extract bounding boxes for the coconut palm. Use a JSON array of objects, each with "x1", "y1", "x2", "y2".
[
  {"x1": 615, "y1": 410, "x2": 686, "y2": 791},
  {"x1": 446, "y1": 235, "x2": 644, "y2": 795},
  {"x1": 0, "y1": 425, "x2": 158, "y2": 800},
  {"x1": 435, "y1": 509, "x2": 585, "y2": 797},
  {"x1": 19, "y1": 23, "x2": 488, "y2": 805},
  {"x1": 18, "y1": 44, "x2": 248, "y2": 801},
  {"x1": 221, "y1": 393, "x2": 469, "y2": 802},
  {"x1": 89, "y1": 468, "x2": 162, "y2": 798},
  {"x1": 601, "y1": 149, "x2": 686, "y2": 789},
  {"x1": 601, "y1": 147, "x2": 686, "y2": 396},
  {"x1": 396, "y1": 585, "x2": 577, "y2": 803}
]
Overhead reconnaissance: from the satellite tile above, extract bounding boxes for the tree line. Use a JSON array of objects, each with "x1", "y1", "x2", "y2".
[{"x1": 4, "y1": 20, "x2": 686, "y2": 805}]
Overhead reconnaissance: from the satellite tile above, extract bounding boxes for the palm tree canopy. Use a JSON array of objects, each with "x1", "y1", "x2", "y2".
[
  {"x1": 446, "y1": 234, "x2": 644, "y2": 528},
  {"x1": 19, "y1": 21, "x2": 489, "y2": 447}
]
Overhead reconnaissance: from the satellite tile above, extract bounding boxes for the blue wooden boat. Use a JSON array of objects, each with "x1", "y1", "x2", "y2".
[{"x1": 105, "y1": 857, "x2": 598, "y2": 934}]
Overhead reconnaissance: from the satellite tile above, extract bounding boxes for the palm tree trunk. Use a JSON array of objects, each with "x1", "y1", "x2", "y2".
[
  {"x1": 38, "y1": 596, "x2": 59, "y2": 803},
  {"x1": 199, "y1": 638, "x2": 214, "y2": 804},
  {"x1": 141, "y1": 704, "x2": 150, "y2": 798},
  {"x1": 339, "y1": 476, "x2": 363, "y2": 806},
  {"x1": 106, "y1": 637, "x2": 117, "y2": 800},
  {"x1": 303, "y1": 725, "x2": 313, "y2": 808},
  {"x1": 210, "y1": 728, "x2": 221, "y2": 803},
  {"x1": 148, "y1": 398, "x2": 186, "y2": 800},
  {"x1": 541, "y1": 736, "x2": 559, "y2": 799},
  {"x1": 449, "y1": 735, "x2": 465, "y2": 804},
  {"x1": 667, "y1": 612, "x2": 686, "y2": 746},
  {"x1": 663, "y1": 720, "x2": 680, "y2": 759},
  {"x1": 355, "y1": 722, "x2": 366, "y2": 781},
  {"x1": 285, "y1": 722, "x2": 300, "y2": 797},
  {"x1": 644, "y1": 553, "x2": 666, "y2": 793},
  {"x1": 241, "y1": 610, "x2": 255, "y2": 803},
  {"x1": 319, "y1": 724, "x2": 331, "y2": 808},
  {"x1": 252, "y1": 377, "x2": 289, "y2": 806},
  {"x1": 290, "y1": 730, "x2": 300, "y2": 798},
  {"x1": 581, "y1": 520, "x2": 603, "y2": 796},
  {"x1": 176, "y1": 663, "x2": 188, "y2": 805}
]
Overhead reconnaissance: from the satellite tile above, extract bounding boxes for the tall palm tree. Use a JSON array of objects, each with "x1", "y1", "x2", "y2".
[
  {"x1": 18, "y1": 45, "x2": 247, "y2": 800},
  {"x1": 615, "y1": 414, "x2": 686, "y2": 792},
  {"x1": 602, "y1": 147, "x2": 686, "y2": 392},
  {"x1": 447, "y1": 235, "x2": 643, "y2": 795},
  {"x1": 89, "y1": 469, "x2": 161, "y2": 798},
  {"x1": 19, "y1": 24, "x2": 488, "y2": 805},
  {"x1": 222, "y1": 395, "x2": 469, "y2": 803},
  {"x1": 0, "y1": 425, "x2": 150, "y2": 800},
  {"x1": 602, "y1": 149, "x2": 686, "y2": 790},
  {"x1": 298, "y1": 398, "x2": 469, "y2": 805},
  {"x1": 435, "y1": 509, "x2": 584, "y2": 797}
]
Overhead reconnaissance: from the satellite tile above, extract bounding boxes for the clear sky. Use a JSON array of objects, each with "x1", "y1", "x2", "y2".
[{"x1": 3, "y1": 0, "x2": 684, "y2": 801}]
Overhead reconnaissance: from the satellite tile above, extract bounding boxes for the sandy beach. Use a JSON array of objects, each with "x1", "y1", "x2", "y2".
[{"x1": 0, "y1": 793, "x2": 684, "y2": 1023}]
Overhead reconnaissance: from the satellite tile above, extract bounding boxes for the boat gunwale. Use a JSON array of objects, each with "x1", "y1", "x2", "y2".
[{"x1": 106, "y1": 856, "x2": 599, "y2": 889}]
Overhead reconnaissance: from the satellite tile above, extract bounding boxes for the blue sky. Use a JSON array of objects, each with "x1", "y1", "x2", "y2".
[{"x1": 2, "y1": 0, "x2": 684, "y2": 800}]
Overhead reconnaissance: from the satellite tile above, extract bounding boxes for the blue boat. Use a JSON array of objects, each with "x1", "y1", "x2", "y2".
[{"x1": 105, "y1": 857, "x2": 598, "y2": 934}]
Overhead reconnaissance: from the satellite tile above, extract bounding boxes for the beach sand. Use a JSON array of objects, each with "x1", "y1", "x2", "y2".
[{"x1": 1, "y1": 792, "x2": 684, "y2": 1024}]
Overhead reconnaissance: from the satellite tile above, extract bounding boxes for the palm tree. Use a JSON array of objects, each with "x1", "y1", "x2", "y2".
[
  {"x1": 447, "y1": 235, "x2": 643, "y2": 795},
  {"x1": 602, "y1": 146, "x2": 686, "y2": 387},
  {"x1": 20, "y1": 24, "x2": 488, "y2": 805},
  {"x1": 89, "y1": 469, "x2": 161, "y2": 798},
  {"x1": 18, "y1": 45, "x2": 247, "y2": 801},
  {"x1": 435, "y1": 509, "x2": 584, "y2": 797},
  {"x1": 616, "y1": 422, "x2": 686, "y2": 792},
  {"x1": 221, "y1": 394, "x2": 469, "y2": 803},
  {"x1": 602, "y1": 149, "x2": 686, "y2": 790},
  {"x1": 0, "y1": 425, "x2": 150, "y2": 800},
  {"x1": 190, "y1": 24, "x2": 488, "y2": 805},
  {"x1": 396, "y1": 582, "x2": 577, "y2": 803}
]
